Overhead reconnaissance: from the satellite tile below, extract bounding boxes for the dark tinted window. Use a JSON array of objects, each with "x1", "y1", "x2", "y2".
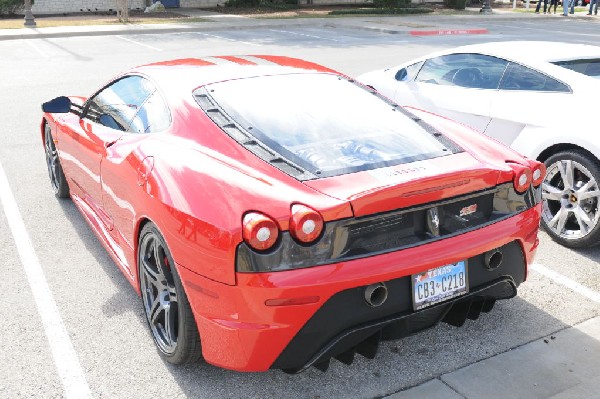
[
  {"x1": 553, "y1": 58, "x2": 600, "y2": 78},
  {"x1": 415, "y1": 54, "x2": 508, "y2": 89},
  {"x1": 200, "y1": 73, "x2": 458, "y2": 178},
  {"x1": 86, "y1": 75, "x2": 157, "y2": 131},
  {"x1": 499, "y1": 62, "x2": 571, "y2": 92}
]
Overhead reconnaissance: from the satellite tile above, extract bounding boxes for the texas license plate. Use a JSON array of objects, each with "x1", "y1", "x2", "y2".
[{"x1": 412, "y1": 261, "x2": 468, "y2": 311}]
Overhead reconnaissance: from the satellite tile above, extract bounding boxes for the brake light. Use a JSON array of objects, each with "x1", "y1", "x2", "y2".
[
  {"x1": 290, "y1": 204, "x2": 324, "y2": 244},
  {"x1": 242, "y1": 212, "x2": 279, "y2": 251},
  {"x1": 509, "y1": 163, "x2": 532, "y2": 193},
  {"x1": 529, "y1": 161, "x2": 546, "y2": 187}
]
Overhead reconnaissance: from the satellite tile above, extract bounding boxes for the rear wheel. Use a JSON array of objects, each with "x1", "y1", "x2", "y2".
[
  {"x1": 541, "y1": 150, "x2": 600, "y2": 248},
  {"x1": 138, "y1": 223, "x2": 202, "y2": 364},
  {"x1": 44, "y1": 124, "x2": 70, "y2": 199}
]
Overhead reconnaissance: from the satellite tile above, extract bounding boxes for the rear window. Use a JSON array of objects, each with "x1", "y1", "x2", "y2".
[
  {"x1": 197, "y1": 73, "x2": 458, "y2": 179},
  {"x1": 553, "y1": 59, "x2": 600, "y2": 78}
]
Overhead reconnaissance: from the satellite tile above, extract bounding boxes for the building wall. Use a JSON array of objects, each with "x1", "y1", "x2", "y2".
[
  {"x1": 180, "y1": 0, "x2": 221, "y2": 6},
  {"x1": 32, "y1": 0, "x2": 145, "y2": 14},
  {"x1": 31, "y1": 0, "x2": 221, "y2": 14}
]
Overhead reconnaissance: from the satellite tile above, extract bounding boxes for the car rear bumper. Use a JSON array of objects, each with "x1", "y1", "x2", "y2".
[{"x1": 177, "y1": 205, "x2": 540, "y2": 372}]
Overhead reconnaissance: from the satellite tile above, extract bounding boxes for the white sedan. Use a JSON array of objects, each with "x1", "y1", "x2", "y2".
[{"x1": 358, "y1": 41, "x2": 600, "y2": 248}]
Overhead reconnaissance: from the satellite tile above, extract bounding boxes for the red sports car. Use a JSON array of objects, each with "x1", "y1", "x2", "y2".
[{"x1": 41, "y1": 56, "x2": 543, "y2": 373}]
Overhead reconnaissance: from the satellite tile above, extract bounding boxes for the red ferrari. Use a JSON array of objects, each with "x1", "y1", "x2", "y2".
[{"x1": 41, "y1": 56, "x2": 543, "y2": 373}]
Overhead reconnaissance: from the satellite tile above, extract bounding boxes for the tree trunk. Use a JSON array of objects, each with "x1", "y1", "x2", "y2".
[{"x1": 116, "y1": 0, "x2": 130, "y2": 22}]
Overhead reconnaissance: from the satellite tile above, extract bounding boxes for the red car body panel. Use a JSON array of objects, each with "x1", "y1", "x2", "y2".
[
  {"x1": 306, "y1": 152, "x2": 506, "y2": 217},
  {"x1": 42, "y1": 56, "x2": 543, "y2": 372}
]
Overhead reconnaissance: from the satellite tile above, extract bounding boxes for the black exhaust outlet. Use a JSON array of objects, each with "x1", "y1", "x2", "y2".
[
  {"x1": 364, "y1": 283, "x2": 388, "y2": 307},
  {"x1": 484, "y1": 248, "x2": 503, "y2": 270}
]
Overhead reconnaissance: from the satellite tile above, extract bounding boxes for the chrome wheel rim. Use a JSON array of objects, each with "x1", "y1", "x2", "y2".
[
  {"x1": 542, "y1": 159, "x2": 600, "y2": 241},
  {"x1": 44, "y1": 127, "x2": 60, "y2": 193},
  {"x1": 140, "y1": 233, "x2": 178, "y2": 355}
]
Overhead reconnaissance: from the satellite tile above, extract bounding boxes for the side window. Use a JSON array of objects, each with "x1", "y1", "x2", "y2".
[
  {"x1": 499, "y1": 62, "x2": 571, "y2": 92},
  {"x1": 395, "y1": 61, "x2": 424, "y2": 81},
  {"x1": 85, "y1": 75, "x2": 154, "y2": 131},
  {"x1": 415, "y1": 54, "x2": 508, "y2": 90},
  {"x1": 554, "y1": 59, "x2": 600, "y2": 78},
  {"x1": 129, "y1": 91, "x2": 171, "y2": 133}
]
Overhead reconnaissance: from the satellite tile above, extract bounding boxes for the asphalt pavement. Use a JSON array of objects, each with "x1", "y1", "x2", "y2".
[
  {"x1": 2, "y1": 5, "x2": 600, "y2": 41},
  {"x1": 2, "y1": 7, "x2": 600, "y2": 398}
]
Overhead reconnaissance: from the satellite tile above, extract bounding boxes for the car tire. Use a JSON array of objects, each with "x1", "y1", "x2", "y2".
[
  {"x1": 541, "y1": 150, "x2": 600, "y2": 248},
  {"x1": 138, "y1": 222, "x2": 202, "y2": 364},
  {"x1": 44, "y1": 124, "x2": 70, "y2": 199}
]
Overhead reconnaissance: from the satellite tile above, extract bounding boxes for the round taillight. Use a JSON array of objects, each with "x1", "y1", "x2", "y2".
[
  {"x1": 290, "y1": 204, "x2": 324, "y2": 244},
  {"x1": 512, "y1": 166, "x2": 532, "y2": 193},
  {"x1": 530, "y1": 161, "x2": 546, "y2": 187},
  {"x1": 242, "y1": 212, "x2": 279, "y2": 251}
]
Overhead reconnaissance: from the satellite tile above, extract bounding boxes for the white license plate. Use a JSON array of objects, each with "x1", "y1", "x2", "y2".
[{"x1": 412, "y1": 261, "x2": 468, "y2": 311}]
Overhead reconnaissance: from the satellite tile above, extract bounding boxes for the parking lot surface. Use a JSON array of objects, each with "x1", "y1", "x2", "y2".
[{"x1": 1, "y1": 11, "x2": 599, "y2": 398}]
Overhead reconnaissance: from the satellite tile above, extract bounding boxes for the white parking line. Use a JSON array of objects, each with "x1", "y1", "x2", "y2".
[
  {"x1": 0, "y1": 161, "x2": 91, "y2": 399},
  {"x1": 24, "y1": 40, "x2": 50, "y2": 58},
  {"x1": 531, "y1": 263, "x2": 600, "y2": 303},
  {"x1": 116, "y1": 35, "x2": 163, "y2": 51},
  {"x1": 192, "y1": 32, "x2": 260, "y2": 46},
  {"x1": 269, "y1": 29, "x2": 341, "y2": 42}
]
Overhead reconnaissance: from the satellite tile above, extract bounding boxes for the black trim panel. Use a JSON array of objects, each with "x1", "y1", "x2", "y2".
[{"x1": 272, "y1": 240, "x2": 526, "y2": 372}]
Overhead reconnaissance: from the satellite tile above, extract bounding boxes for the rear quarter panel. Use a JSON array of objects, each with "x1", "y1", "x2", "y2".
[{"x1": 139, "y1": 110, "x2": 351, "y2": 286}]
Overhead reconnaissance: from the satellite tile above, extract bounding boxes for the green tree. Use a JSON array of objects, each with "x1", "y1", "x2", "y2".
[{"x1": 0, "y1": 0, "x2": 26, "y2": 15}]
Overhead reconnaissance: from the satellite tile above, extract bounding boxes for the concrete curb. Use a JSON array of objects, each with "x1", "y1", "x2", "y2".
[
  {"x1": 385, "y1": 316, "x2": 600, "y2": 398},
  {"x1": 409, "y1": 28, "x2": 489, "y2": 35},
  {"x1": 0, "y1": 20, "x2": 322, "y2": 41}
]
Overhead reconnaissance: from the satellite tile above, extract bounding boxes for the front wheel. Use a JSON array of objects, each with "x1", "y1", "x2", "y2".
[
  {"x1": 541, "y1": 150, "x2": 600, "y2": 248},
  {"x1": 44, "y1": 124, "x2": 70, "y2": 199},
  {"x1": 138, "y1": 223, "x2": 202, "y2": 364}
]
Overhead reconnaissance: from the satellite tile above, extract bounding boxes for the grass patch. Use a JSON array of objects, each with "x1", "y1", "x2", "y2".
[
  {"x1": 329, "y1": 7, "x2": 433, "y2": 15},
  {"x1": 0, "y1": 10, "x2": 211, "y2": 30},
  {"x1": 0, "y1": 16, "x2": 209, "y2": 29}
]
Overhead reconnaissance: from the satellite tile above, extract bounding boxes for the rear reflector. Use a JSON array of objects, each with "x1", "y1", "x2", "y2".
[{"x1": 265, "y1": 296, "x2": 320, "y2": 306}]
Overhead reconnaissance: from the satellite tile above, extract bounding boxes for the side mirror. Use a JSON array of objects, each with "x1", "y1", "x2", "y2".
[
  {"x1": 42, "y1": 96, "x2": 72, "y2": 113},
  {"x1": 395, "y1": 68, "x2": 408, "y2": 82}
]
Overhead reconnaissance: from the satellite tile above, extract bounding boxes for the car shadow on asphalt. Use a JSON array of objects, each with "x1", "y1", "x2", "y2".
[
  {"x1": 571, "y1": 244, "x2": 600, "y2": 263},
  {"x1": 56, "y1": 199, "x2": 143, "y2": 320}
]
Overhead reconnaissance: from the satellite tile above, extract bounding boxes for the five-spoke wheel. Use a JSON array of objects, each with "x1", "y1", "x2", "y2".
[
  {"x1": 138, "y1": 223, "x2": 201, "y2": 364},
  {"x1": 44, "y1": 124, "x2": 69, "y2": 198},
  {"x1": 541, "y1": 151, "x2": 600, "y2": 248}
]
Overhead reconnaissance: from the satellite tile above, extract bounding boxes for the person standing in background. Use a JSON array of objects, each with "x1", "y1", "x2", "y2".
[
  {"x1": 563, "y1": 0, "x2": 570, "y2": 15},
  {"x1": 588, "y1": 0, "x2": 598, "y2": 14},
  {"x1": 536, "y1": 0, "x2": 549, "y2": 13},
  {"x1": 548, "y1": 0, "x2": 559, "y2": 13}
]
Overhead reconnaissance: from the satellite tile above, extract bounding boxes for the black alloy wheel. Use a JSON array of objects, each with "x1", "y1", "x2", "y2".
[
  {"x1": 44, "y1": 124, "x2": 69, "y2": 199},
  {"x1": 138, "y1": 223, "x2": 201, "y2": 364}
]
